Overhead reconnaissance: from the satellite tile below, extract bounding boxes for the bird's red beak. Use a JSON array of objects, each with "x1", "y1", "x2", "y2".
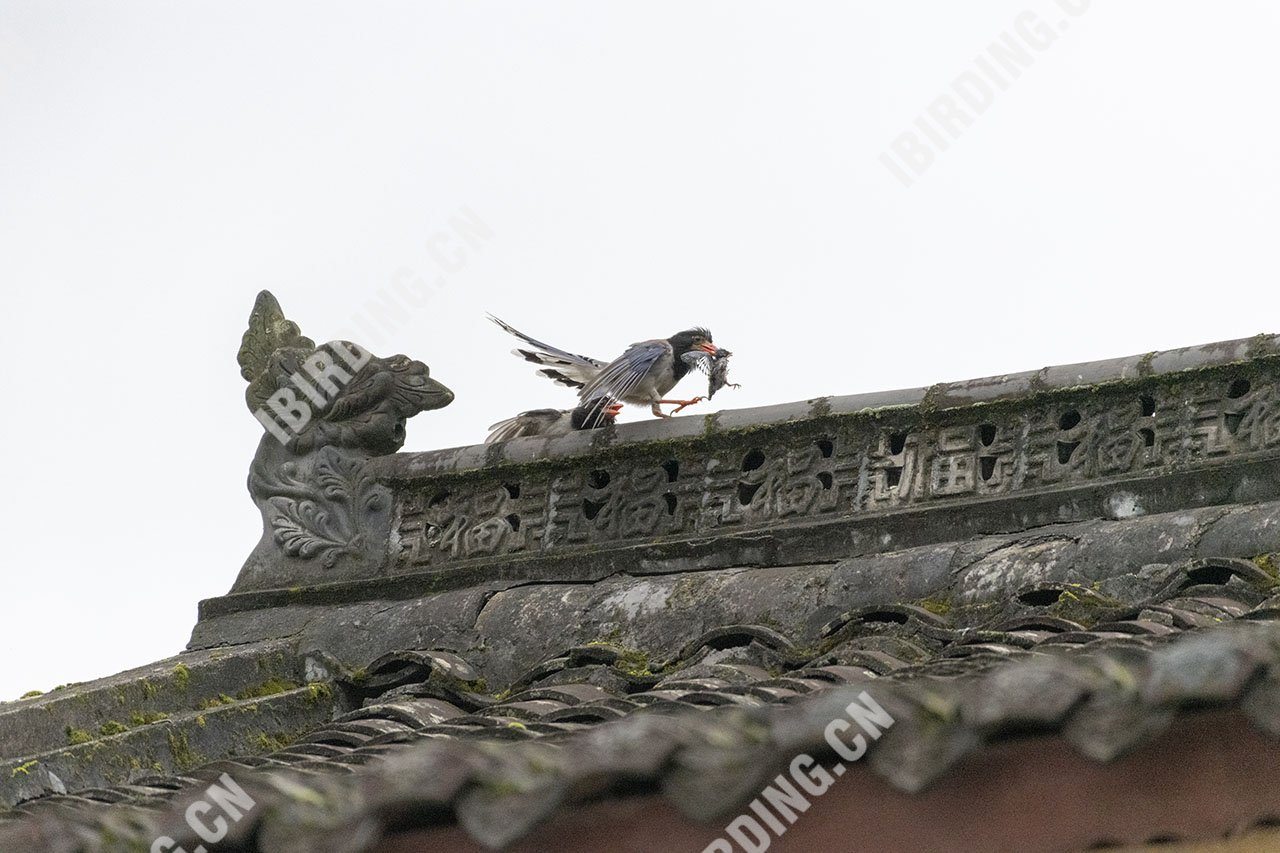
[
  {"x1": 607, "y1": 403, "x2": 624, "y2": 416},
  {"x1": 700, "y1": 343, "x2": 717, "y2": 354}
]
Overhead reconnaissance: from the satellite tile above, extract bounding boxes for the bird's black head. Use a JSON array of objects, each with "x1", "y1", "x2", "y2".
[
  {"x1": 667, "y1": 327, "x2": 715, "y2": 356},
  {"x1": 573, "y1": 397, "x2": 623, "y2": 430}
]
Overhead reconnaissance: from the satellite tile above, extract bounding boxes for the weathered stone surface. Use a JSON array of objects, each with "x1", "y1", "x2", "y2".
[
  {"x1": 466, "y1": 567, "x2": 840, "y2": 687},
  {"x1": 208, "y1": 330, "x2": 1280, "y2": 636},
  {"x1": 386, "y1": 361, "x2": 1280, "y2": 574},
  {"x1": 827, "y1": 543, "x2": 956, "y2": 609},
  {"x1": 187, "y1": 496, "x2": 1280, "y2": 690},
  {"x1": 0, "y1": 640, "x2": 301, "y2": 762},
  {"x1": 234, "y1": 290, "x2": 453, "y2": 593},
  {"x1": 474, "y1": 577, "x2": 700, "y2": 687},
  {"x1": 190, "y1": 585, "x2": 502, "y2": 669},
  {"x1": 0, "y1": 639, "x2": 340, "y2": 807},
  {"x1": 1070, "y1": 509, "x2": 1214, "y2": 580},
  {"x1": 1197, "y1": 502, "x2": 1280, "y2": 559},
  {"x1": 295, "y1": 585, "x2": 499, "y2": 670},
  {"x1": 15, "y1": 326, "x2": 1280, "y2": 850},
  {"x1": 954, "y1": 538, "x2": 1076, "y2": 604},
  {"x1": 0, "y1": 686, "x2": 336, "y2": 807}
]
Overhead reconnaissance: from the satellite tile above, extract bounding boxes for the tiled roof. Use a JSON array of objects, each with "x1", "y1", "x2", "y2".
[
  {"x1": 5, "y1": 555, "x2": 1280, "y2": 851},
  {"x1": 11, "y1": 327, "x2": 1280, "y2": 851}
]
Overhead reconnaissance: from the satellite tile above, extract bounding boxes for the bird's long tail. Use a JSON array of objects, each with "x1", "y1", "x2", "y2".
[{"x1": 487, "y1": 313, "x2": 604, "y2": 389}]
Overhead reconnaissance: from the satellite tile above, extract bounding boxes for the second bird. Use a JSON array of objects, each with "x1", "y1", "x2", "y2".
[
  {"x1": 489, "y1": 315, "x2": 717, "y2": 418},
  {"x1": 485, "y1": 398, "x2": 622, "y2": 443}
]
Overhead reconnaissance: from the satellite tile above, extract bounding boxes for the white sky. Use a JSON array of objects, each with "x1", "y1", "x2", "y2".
[{"x1": 2, "y1": 2, "x2": 1278, "y2": 702}]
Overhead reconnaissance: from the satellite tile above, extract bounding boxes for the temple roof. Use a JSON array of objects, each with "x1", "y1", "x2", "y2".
[{"x1": 7, "y1": 323, "x2": 1280, "y2": 851}]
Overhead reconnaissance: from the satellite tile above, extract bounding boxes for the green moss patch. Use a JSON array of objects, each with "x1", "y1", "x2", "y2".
[
  {"x1": 129, "y1": 711, "x2": 172, "y2": 727},
  {"x1": 66, "y1": 728, "x2": 93, "y2": 746},
  {"x1": 235, "y1": 677, "x2": 301, "y2": 701},
  {"x1": 304, "y1": 682, "x2": 333, "y2": 706},
  {"x1": 172, "y1": 663, "x2": 191, "y2": 693},
  {"x1": 254, "y1": 731, "x2": 297, "y2": 752},
  {"x1": 198, "y1": 694, "x2": 237, "y2": 710},
  {"x1": 919, "y1": 594, "x2": 953, "y2": 616},
  {"x1": 167, "y1": 730, "x2": 206, "y2": 772}
]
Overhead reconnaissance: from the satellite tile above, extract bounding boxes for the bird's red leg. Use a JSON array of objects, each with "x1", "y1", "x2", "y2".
[{"x1": 659, "y1": 397, "x2": 705, "y2": 415}]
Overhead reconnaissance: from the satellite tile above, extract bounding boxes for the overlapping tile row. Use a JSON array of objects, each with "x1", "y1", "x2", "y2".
[
  {"x1": 391, "y1": 360, "x2": 1280, "y2": 572},
  {"x1": 7, "y1": 556, "x2": 1280, "y2": 850}
]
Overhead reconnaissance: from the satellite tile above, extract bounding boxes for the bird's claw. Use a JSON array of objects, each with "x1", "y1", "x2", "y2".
[{"x1": 670, "y1": 397, "x2": 705, "y2": 415}]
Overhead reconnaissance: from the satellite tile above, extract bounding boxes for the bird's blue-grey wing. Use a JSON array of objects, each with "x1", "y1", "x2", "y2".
[
  {"x1": 488, "y1": 314, "x2": 606, "y2": 388},
  {"x1": 578, "y1": 339, "x2": 670, "y2": 403}
]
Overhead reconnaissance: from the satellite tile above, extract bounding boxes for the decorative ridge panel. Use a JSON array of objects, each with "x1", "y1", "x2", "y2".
[
  {"x1": 378, "y1": 357, "x2": 1280, "y2": 567},
  {"x1": 215, "y1": 289, "x2": 1280, "y2": 613},
  {"x1": 203, "y1": 354, "x2": 1280, "y2": 622}
]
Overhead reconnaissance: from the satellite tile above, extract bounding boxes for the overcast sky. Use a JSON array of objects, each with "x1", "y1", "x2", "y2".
[{"x1": 2, "y1": 1, "x2": 1278, "y2": 702}]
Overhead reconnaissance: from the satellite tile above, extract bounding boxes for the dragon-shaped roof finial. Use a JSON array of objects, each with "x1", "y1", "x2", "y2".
[
  {"x1": 233, "y1": 290, "x2": 454, "y2": 591},
  {"x1": 237, "y1": 290, "x2": 453, "y2": 456}
]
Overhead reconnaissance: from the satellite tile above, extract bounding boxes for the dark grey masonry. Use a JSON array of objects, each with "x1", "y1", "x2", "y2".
[
  {"x1": 192, "y1": 334, "x2": 1280, "y2": 670},
  {"x1": 10, "y1": 315, "x2": 1280, "y2": 834}
]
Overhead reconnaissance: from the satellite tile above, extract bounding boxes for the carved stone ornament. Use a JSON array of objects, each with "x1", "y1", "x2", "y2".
[{"x1": 232, "y1": 291, "x2": 453, "y2": 592}]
